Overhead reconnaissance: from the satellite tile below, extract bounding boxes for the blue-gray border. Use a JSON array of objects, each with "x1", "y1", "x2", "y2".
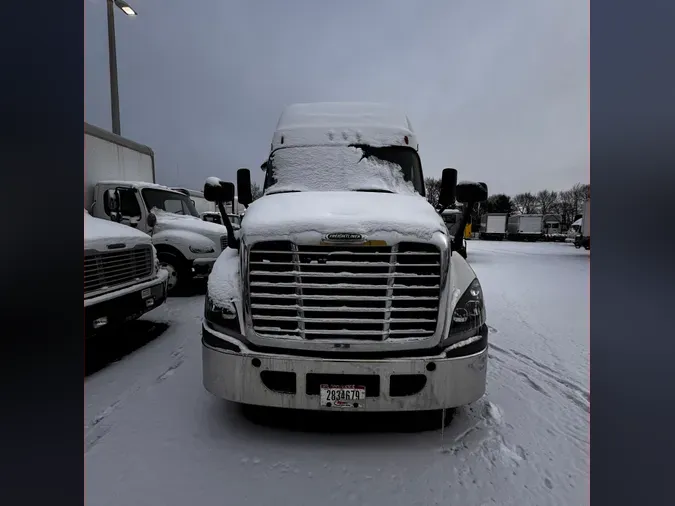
[
  {"x1": 2, "y1": 0, "x2": 675, "y2": 504},
  {"x1": 0, "y1": 1, "x2": 84, "y2": 505},
  {"x1": 591, "y1": 0, "x2": 675, "y2": 503}
]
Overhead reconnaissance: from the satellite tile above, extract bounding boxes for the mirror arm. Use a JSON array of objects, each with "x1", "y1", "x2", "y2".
[{"x1": 217, "y1": 201, "x2": 240, "y2": 250}]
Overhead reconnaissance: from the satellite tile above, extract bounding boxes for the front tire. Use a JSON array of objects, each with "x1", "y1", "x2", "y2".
[{"x1": 158, "y1": 251, "x2": 188, "y2": 294}]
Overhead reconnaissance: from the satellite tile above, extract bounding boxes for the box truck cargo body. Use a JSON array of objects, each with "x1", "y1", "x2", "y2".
[
  {"x1": 507, "y1": 214, "x2": 543, "y2": 241},
  {"x1": 479, "y1": 213, "x2": 507, "y2": 240}
]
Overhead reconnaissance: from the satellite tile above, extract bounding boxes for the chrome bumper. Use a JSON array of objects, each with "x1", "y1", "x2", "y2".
[{"x1": 202, "y1": 323, "x2": 488, "y2": 412}]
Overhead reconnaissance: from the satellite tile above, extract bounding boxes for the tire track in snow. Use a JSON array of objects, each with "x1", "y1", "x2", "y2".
[
  {"x1": 490, "y1": 344, "x2": 589, "y2": 415},
  {"x1": 86, "y1": 344, "x2": 187, "y2": 453}
]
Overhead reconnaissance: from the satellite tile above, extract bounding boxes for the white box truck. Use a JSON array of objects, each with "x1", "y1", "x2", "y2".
[
  {"x1": 85, "y1": 123, "x2": 229, "y2": 292},
  {"x1": 507, "y1": 214, "x2": 544, "y2": 241},
  {"x1": 479, "y1": 213, "x2": 508, "y2": 240},
  {"x1": 200, "y1": 103, "x2": 489, "y2": 422},
  {"x1": 85, "y1": 207, "x2": 168, "y2": 337}
]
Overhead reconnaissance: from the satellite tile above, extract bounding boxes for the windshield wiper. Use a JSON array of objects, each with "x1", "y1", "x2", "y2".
[{"x1": 352, "y1": 189, "x2": 395, "y2": 194}]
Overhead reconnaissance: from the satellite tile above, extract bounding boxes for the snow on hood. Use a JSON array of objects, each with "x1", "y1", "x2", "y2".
[
  {"x1": 207, "y1": 248, "x2": 240, "y2": 310},
  {"x1": 152, "y1": 209, "x2": 227, "y2": 236},
  {"x1": 242, "y1": 192, "x2": 446, "y2": 242},
  {"x1": 84, "y1": 210, "x2": 151, "y2": 250}
]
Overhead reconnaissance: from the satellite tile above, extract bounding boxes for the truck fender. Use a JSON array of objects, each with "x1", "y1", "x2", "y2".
[
  {"x1": 152, "y1": 229, "x2": 217, "y2": 260},
  {"x1": 448, "y1": 251, "x2": 478, "y2": 314}
]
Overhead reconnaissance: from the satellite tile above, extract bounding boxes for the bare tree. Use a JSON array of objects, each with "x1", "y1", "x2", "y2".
[
  {"x1": 250, "y1": 181, "x2": 263, "y2": 201},
  {"x1": 424, "y1": 177, "x2": 442, "y2": 208},
  {"x1": 570, "y1": 183, "x2": 589, "y2": 217},
  {"x1": 536, "y1": 190, "x2": 558, "y2": 215},
  {"x1": 557, "y1": 189, "x2": 577, "y2": 228},
  {"x1": 512, "y1": 192, "x2": 537, "y2": 214}
]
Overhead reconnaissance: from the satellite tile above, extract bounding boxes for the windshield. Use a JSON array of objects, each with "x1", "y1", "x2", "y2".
[
  {"x1": 141, "y1": 188, "x2": 200, "y2": 218},
  {"x1": 264, "y1": 144, "x2": 425, "y2": 196}
]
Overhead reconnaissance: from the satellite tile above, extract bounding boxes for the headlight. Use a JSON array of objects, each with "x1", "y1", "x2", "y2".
[
  {"x1": 444, "y1": 278, "x2": 486, "y2": 346},
  {"x1": 190, "y1": 245, "x2": 215, "y2": 254},
  {"x1": 204, "y1": 295, "x2": 239, "y2": 333}
]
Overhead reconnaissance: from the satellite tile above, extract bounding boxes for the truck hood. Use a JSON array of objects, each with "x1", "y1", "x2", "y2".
[
  {"x1": 84, "y1": 210, "x2": 151, "y2": 251},
  {"x1": 241, "y1": 191, "x2": 447, "y2": 242},
  {"x1": 153, "y1": 209, "x2": 228, "y2": 237}
]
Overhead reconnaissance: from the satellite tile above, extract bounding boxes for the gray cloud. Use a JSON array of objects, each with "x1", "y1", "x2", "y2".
[{"x1": 85, "y1": 0, "x2": 588, "y2": 196}]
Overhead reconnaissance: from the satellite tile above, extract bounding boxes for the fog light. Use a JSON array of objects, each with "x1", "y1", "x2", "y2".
[{"x1": 93, "y1": 317, "x2": 108, "y2": 329}]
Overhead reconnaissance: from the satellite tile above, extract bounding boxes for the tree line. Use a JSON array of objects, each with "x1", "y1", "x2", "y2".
[{"x1": 424, "y1": 178, "x2": 590, "y2": 229}]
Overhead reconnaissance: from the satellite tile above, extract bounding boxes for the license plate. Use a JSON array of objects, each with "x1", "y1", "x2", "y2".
[
  {"x1": 141, "y1": 288, "x2": 151, "y2": 299},
  {"x1": 320, "y1": 384, "x2": 366, "y2": 409}
]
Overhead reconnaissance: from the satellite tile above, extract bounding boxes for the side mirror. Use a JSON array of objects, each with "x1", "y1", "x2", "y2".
[
  {"x1": 260, "y1": 161, "x2": 268, "y2": 171},
  {"x1": 456, "y1": 181, "x2": 488, "y2": 204},
  {"x1": 237, "y1": 168, "x2": 253, "y2": 207},
  {"x1": 204, "y1": 177, "x2": 228, "y2": 203},
  {"x1": 147, "y1": 212, "x2": 157, "y2": 228},
  {"x1": 438, "y1": 168, "x2": 457, "y2": 208}
]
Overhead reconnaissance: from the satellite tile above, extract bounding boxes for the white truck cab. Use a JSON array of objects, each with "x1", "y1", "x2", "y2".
[
  {"x1": 85, "y1": 123, "x2": 230, "y2": 293},
  {"x1": 84, "y1": 209, "x2": 168, "y2": 336},
  {"x1": 200, "y1": 103, "x2": 489, "y2": 419},
  {"x1": 89, "y1": 181, "x2": 229, "y2": 292}
]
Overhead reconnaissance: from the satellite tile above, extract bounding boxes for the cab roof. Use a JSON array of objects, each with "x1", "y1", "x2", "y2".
[{"x1": 271, "y1": 102, "x2": 418, "y2": 152}]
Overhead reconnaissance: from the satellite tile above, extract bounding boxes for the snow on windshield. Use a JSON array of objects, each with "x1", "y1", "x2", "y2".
[{"x1": 265, "y1": 145, "x2": 420, "y2": 195}]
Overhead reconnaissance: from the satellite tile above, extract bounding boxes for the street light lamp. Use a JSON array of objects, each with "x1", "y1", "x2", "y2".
[{"x1": 106, "y1": 0, "x2": 137, "y2": 135}]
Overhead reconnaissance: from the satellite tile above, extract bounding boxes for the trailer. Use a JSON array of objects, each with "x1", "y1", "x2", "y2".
[
  {"x1": 479, "y1": 213, "x2": 507, "y2": 240},
  {"x1": 507, "y1": 214, "x2": 544, "y2": 241}
]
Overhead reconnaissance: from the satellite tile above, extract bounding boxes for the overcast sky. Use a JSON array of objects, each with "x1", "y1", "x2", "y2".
[{"x1": 85, "y1": 0, "x2": 588, "y2": 196}]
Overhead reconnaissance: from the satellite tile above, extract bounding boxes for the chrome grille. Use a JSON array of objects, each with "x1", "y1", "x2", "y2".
[
  {"x1": 220, "y1": 235, "x2": 228, "y2": 251},
  {"x1": 84, "y1": 245, "x2": 153, "y2": 295},
  {"x1": 248, "y1": 241, "x2": 441, "y2": 341}
]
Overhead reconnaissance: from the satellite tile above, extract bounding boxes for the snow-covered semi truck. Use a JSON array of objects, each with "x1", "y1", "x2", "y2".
[
  {"x1": 200, "y1": 102, "x2": 489, "y2": 418},
  {"x1": 85, "y1": 122, "x2": 229, "y2": 292},
  {"x1": 480, "y1": 213, "x2": 508, "y2": 241},
  {"x1": 84, "y1": 205, "x2": 168, "y2": 336}
]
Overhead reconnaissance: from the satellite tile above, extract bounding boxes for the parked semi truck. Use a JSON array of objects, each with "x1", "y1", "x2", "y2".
[
  {"x1": 172, "y1": 188, "x2": 216, "y2": 215},
  {"x1": 480, "y1": 213, "x2": 508, "y2": 240},
  {"x1": 84, "y1": 205, "x2": 168, "y2": 336},
  {"x1": 440, "y1": 208, "x2": 467, "y2": 256},
  {"x1": 200, "y1": 102, "x2": 489, "y2": 421},
  {"x1": 507, "y1": 214, "x2": 544, "y2": 241},
  {"x1": 85, "y1": 122, "x2": 229, "y2": 292}
]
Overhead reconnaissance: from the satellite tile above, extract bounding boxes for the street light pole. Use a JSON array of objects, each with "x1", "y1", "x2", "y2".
[
  {"x1": 105, "y1": 0, "x2": 137, "y2": 136},
  {"x1": 106, "y1": 0, "x2": 121, "y2": 135}
]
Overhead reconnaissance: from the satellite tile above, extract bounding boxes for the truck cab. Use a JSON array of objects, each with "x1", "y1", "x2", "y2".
[
  {"x1": 89, "y1": 181, "x2": 229, "y2": 292},
  {"x1": 84, "y1": 207, "x2": 168, "y2": 336},
  {"x1": 200, "y1": 102, "x2": 489, "y2": 417}
]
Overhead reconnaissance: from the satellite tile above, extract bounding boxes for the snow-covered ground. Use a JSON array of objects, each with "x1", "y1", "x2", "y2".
[{"x1": 85, "y1": 240, "x2": 589, "y2": 506}]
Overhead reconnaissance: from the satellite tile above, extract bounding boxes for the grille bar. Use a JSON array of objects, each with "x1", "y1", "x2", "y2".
[
  {"x1": 249, "y1": 271, "x2": 439, "y2": 279},
  {"x1": 248, "y1": 241, "x2": 441, "y2": 342},
  {"x1": 84, "y1": 245, "x2": 153, "y2": 295}
]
